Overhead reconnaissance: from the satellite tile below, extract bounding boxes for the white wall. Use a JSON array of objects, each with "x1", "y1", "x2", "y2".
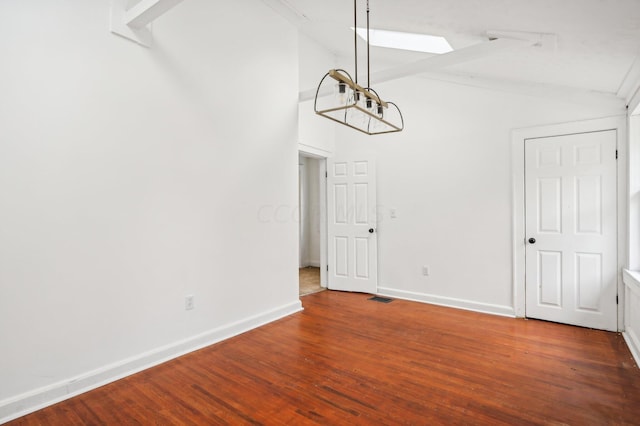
[
  {"x1": 333, "y1": 76, "x2": 625, "y2": 315},
  {"x1": 0, "y1": 0, "x2": 300, "y2": 420},
  {"x1": 306, "y1": 158, "x2": 322, "y2": 266},
  {"x1": 299, "y1": 156, "x2": 321, "y2": 267},
  {"x1": 298, "y1": 33, "x2": 336, "y2": 156}
]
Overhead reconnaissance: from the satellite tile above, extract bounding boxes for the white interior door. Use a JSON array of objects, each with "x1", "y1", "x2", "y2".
[
  {"x1": 525, "y1": 130, "x2": 617, "y2": 331},
  {"x1": 327, "y1": 157, "x2": 377, "y2": 293}
]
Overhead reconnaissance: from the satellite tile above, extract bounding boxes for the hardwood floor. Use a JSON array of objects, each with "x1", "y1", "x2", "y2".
[{"x1": 9, "y1": 291, "x2": 640, "y2": 425}]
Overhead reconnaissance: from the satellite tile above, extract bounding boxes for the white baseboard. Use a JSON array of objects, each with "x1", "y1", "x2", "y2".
[
  {"x1": 377, "y1": 287, "x2": 515, "y2": 318},
  {"x1": 623, "y1": 329, "x2": 640, "y2": 368},
  {"x1": 0, "y1": 300, "x2": 303, "y2": 424}
]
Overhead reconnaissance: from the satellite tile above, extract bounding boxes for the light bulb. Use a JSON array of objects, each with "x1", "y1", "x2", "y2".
[
  {"x1": 354, "y1": 90, "x2": 362, "y2": 106},
  {"x1": 335, "y1": 82, "x2": 348, "y2": 104},
  {"x1": 366, "y1": 98, "x2": 374, "y2": 112},
  {"x1": 358, "y1": 92, "x2": 367, "y2": 110}
]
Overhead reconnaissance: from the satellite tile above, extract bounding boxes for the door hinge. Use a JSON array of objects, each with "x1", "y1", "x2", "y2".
[
  {"x1": 615, "y1": 150, "x2": 618, "y2": 159},
  {"x1": 326, "y1": 264, "x2": 329, "y2": 271},
  {"x1": 325, "y1": 171, "x2": 328, "y2": 178},
  {"x1": 616, "y1": 295, "x2": 619, "y2": 304}
]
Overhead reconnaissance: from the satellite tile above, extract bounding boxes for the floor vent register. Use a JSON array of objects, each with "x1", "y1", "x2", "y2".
[{"x1": 369, "y1": 296, "x2": 393, "y2": 303}]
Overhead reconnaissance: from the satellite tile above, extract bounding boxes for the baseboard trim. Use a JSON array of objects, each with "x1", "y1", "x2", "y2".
[
  {"x1": 623, "y1": 329, "x2": 640, "y2": 368},
  {"x1": 377, "y1": 287, "x2": 515, "y2": 318},
  {"x1": 0, "y1": 300, "x2": 303, "y2": 424}
]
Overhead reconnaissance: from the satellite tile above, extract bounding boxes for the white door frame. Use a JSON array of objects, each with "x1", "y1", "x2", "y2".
[
  {"x1": 511, "y1": 116, "x2": 627, "y2": 330},
  {"x1": 299, "y1": 148, "x2": 329, "y2": 288}
]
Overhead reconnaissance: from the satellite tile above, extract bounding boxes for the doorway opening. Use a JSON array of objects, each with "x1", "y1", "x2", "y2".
[{"x1": 299, "y1": 154, "x2": 327, "y2": 296}]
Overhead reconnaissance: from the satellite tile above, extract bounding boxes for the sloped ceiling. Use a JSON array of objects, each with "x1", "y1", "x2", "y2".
[{"x1": 269, "y1": 0, "x2": 640, "y2": 102}]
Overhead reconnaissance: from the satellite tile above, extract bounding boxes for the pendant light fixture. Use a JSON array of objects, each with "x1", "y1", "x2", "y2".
[{"x1": 314, "y1": 0, "x2": 404, "y2": 135}]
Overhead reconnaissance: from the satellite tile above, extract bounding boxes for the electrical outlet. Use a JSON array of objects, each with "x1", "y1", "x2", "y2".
[
  {"x1": 185, "y1": 295, "x2": 194, "y2": 310},
  {"x1": 422, "y1": 266, "x2": 429, "y2": 276},
  {"x1": 390, "y1": 208, "x2": 397, "y2": 219}
]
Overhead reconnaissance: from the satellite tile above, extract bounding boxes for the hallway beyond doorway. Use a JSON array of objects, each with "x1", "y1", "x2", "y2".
[{"x1": 299, "y1": 267, "x2": 323, "y2": 296}]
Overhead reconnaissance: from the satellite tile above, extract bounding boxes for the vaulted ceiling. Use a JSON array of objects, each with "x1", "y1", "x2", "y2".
[{"x1": 265, "y1": 0, "x2": 640, "y2": 105}]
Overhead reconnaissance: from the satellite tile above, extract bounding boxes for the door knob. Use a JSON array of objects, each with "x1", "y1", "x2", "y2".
[
  {"x1": 369, "y1": 228, "x2": 375, "y2": 233},
  {"x1": 528, "y1": 238, "x2": 536, "y2": 244}
]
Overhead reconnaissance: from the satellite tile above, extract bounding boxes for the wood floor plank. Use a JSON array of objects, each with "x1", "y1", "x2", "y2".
[{"x1": 8, "y1": 290, "x2": 640, "y2": 425}]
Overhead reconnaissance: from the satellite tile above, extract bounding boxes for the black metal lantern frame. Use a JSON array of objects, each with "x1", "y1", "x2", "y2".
[{"x1": 313, "y1": 0, "x2": 404, "y2": 135}]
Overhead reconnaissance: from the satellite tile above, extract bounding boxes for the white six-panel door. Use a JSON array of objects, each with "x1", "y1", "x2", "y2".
[
  {"x1": 525, "y1": 130, "x2": 617, "y2": 331},
  {"x1": 327, "y1": 157, "x2": 377, "y2": 293}
]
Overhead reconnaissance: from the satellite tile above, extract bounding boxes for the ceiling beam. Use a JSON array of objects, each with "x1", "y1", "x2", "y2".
[
  {"x1": 110, "y1": 0, "x2": 185, "y2": 47},
  {"x1": 299, "y1": 33, "x2": 624, "y2": 112},
  {"x1": 414, "y1": 71, "x2": 625, "y2": 113},
  {"x1": 370, "y1": 37, "x2": 533, "y2": 87},
  {"x1": 299, "y1": 37, "x2": 536, "y2": 101},
  {"x1": 124, "y1": 0, "x2": 185, "y2": 29},
  {"x1": 260, "y1": 0, "x2": 308, "y2": 27}
]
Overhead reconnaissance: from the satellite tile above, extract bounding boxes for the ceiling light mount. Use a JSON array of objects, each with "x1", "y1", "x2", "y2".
[{"x1": 314, "y1": 0, "x2": 404, "y2": 135}]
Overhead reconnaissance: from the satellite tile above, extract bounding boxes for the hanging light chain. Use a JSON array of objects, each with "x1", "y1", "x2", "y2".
[
  {"x1": 354, "y1": 0, "x2": 358, "y2": 85},
  {"x1": 366, "y1": 0, "x2": 370, "y2": 90}
]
